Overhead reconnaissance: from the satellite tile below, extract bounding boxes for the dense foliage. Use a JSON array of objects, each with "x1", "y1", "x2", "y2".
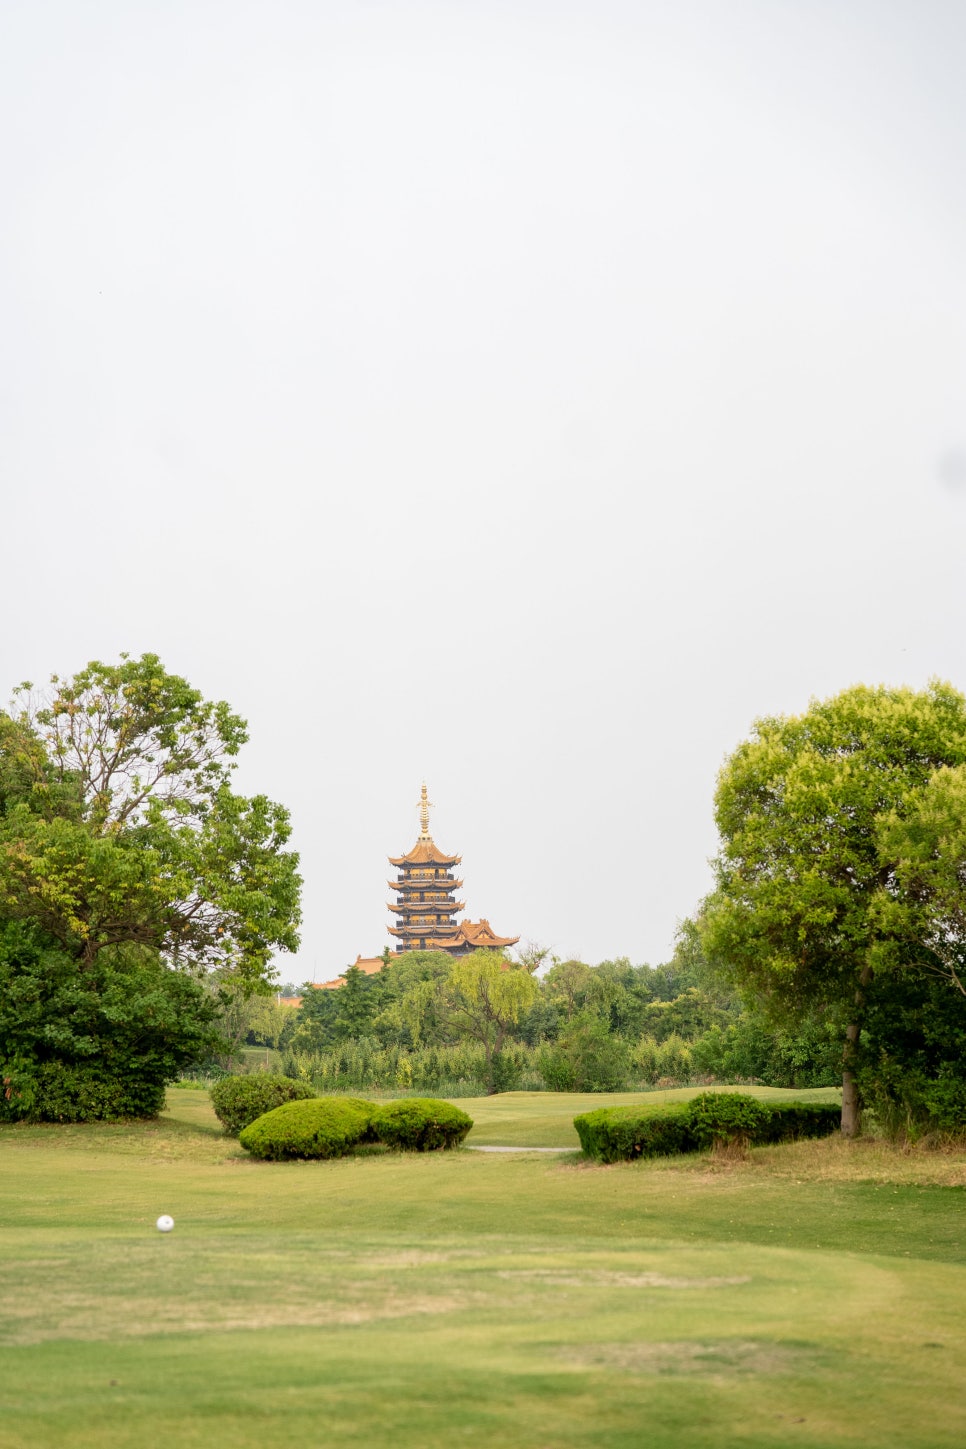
[
  {"x1": 370, "y1": 1098, "x2": 472, "y2": 1151},
  {"x1": 239, "y1": 1097, "x2": 374, "y2": 1160},
  {"x1": 704, "y1": 682, "x2": 966, "y2": 1134},
  {"x1": 0, "y1": 654, "x2": 302, "y2": 1121},
  {"x1": 209, "y1": 1073, "x2": 314, "y2": 1134},
  {"x1": 0, "y1": 921, "x2": 221, "y2": 1122},
  {"x1": 236, "y1": 1094, "x2": 473, "y2": 1158},
  {"x1": 260, "y1": 929, "x2": 840, "y2": 1101},
  {"x1": 574, "y1": 1095, "x2": 841, "y2": 1162}
]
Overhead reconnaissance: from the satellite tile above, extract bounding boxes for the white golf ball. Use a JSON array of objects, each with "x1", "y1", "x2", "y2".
[{"x1": 156, "y1": 1214, "x2": 175, "y2": 1233}]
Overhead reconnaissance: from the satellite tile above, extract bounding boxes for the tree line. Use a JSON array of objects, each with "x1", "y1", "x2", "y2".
[
  {"x1": 4, "y1": 656, "x2": 966, "y2": 1136},
  {"x1": 236, "y1": 933, "x2": 841, "y2": 1098}
]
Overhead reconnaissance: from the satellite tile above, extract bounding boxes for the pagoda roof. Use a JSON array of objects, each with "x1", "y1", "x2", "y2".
[
  {"x1": 317, "y1": 953, "x2": 401, "y2": 990},
  {"x1": 387, "y1": 923, "x2": 461, "y2": 939},
  {"x1": 387, "y1": 900, "x2": 465, "y2": 916},
  {"x1": 455, "y1": 918, "x2": 521, "y2": 950},
  {"x1": 388, "y1": 878, "x2": 463, "y2": 892},
  {"x1": 388, "y1": 837, "x2": 462, "y2": 867},
  {"x1": 389, "y1": 919, "x2": 520, "y2": 952}
]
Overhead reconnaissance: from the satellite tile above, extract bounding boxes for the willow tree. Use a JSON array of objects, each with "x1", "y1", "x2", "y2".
[
  {"x1": 704, "y1": 682, "x2": 966, "y2": 1136},
  {"x1": 447, "y1": 949, "x2": 539, "y2": 1094}
]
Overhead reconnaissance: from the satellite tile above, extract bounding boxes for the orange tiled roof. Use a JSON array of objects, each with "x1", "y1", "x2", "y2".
[
  {"x1": 317, "y1": 953, "x2": 400, "y2": 990},
  {"x1": 388, "y1": 838, "x2": 462, "y2": 867},
  {"x1": 452, "y1": 918, "x2": 520, "y2": 949},
  {"x1": 390, "y1": 919, "x2": 520, "y2": 952}
]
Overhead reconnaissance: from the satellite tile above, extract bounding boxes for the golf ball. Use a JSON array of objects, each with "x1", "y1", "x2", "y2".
[{"x1": 156, "y1": 1214, "x2": 175, "y2": 1233}]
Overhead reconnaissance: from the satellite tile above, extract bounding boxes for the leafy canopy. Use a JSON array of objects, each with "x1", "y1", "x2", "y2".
[
  {"x1": 704, "y1": 681, "x2": 966, "y2": 1129},
  {"x1": 0, "y1": 654, "x2": 301, "y2": 987}
]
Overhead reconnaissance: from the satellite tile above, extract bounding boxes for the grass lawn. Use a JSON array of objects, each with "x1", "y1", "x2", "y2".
[{"x1": 1, "y1": 1087, "x2": 965, "y2": 1448}]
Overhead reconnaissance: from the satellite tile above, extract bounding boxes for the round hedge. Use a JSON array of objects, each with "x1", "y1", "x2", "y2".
[
  {"x1": 371, "y1": 1097, "x2": 472, "y2": 1151},
  {"x1": 209, "y1": 1073, "x2": 315, "y2": 1135},
  {"x1": 239, "y1": 1097, "x2": 375, "y2": 1160}
]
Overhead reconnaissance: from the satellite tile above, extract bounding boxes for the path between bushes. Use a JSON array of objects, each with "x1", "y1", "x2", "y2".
[{"x1": 467, "y1": 1145, "x2": 576, "y2": 1153}]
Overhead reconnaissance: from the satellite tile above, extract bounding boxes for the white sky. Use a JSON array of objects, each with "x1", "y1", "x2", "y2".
[{"x1": 2, "y1": 1, "x2": 965, "y2": 980}]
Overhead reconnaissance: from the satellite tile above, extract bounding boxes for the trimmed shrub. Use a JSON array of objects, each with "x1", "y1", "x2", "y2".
[
  {"x1": 686, "y1": 1092, "x2": 771, "y2": 1150},
  {"x1": 371, "y1": 1097, "x2": 472, "y2": 1151},
  {"x1": 239, "y1": 1097, "x2": 375, "y2": 1160},
  {"x1": 210, "y1": 1073, "x2": 315, "y2": 1135},
  {"x1": 574, "y1": 1103, "x2": 694, "y2": 1163},
  {"x1": 758, "y1": 1100, "x2": 841, "y2": 1142},
  {"x1": 575, "y1": 1094, "x2": 841, "y2": 1162}
]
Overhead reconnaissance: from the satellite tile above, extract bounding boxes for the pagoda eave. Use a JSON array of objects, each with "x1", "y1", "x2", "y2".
[
  {"x1": 387, "y1": 901, "x2": 466, "y2": 916},
  {"x1": 388, "y1": 841, "x2": 462, "y2": 868}
]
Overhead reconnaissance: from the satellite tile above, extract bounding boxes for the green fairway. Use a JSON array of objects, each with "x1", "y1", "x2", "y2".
[{"x1": 2, "y1": 1089, "x2": 966, "y2": 1448}]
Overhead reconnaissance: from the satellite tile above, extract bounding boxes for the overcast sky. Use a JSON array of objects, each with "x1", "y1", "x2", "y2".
[{"x1": 2, "y1": 1, "x2": 965, "y2": 980}]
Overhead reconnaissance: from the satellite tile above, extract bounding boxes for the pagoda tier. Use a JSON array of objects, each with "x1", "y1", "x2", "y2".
[
  {"x1": 411, "y1": 920, "x2": 521, "y2": 954},
  {"x1": 387, "y1": 785, "x2": 520, "y2": 956},
  {"x1": 387, "y1": 877, "x2": 463, "y2": 891},
  {"x1": 388, "y1": 899, "x2": 466, "y2": 917}
]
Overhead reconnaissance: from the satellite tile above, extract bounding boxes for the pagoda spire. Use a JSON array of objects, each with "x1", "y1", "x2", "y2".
[{"x1": 417, "y1": 782, "x2": 433, "y2": 839}]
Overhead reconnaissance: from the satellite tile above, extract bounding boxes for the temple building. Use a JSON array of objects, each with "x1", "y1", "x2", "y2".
[{"x1": 387, "y1": 785, "x2": 519, "y2": 956}]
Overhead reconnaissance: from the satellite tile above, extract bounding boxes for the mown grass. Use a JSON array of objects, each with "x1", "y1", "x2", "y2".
[{"x1": 1, "y1": 1086, "x2": 965, "y2": 1448}]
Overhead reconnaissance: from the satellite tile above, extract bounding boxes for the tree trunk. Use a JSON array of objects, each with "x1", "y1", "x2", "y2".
[
  {"x1": 841, "y1": 1045, "x2": 861, "y2": 1138},
  {"x1": 841, "y1": 963, "x2": 873, "y2": 1137}
]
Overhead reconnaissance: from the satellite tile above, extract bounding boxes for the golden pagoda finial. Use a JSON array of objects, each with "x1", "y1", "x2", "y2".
[{"x1": 417, "y1": 782, "x2": 433, "y2": 839}]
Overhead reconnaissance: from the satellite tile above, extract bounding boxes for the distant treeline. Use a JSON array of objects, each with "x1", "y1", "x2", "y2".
[{"x1": 227, "y1": 931, "x2": 841, "y2": 1097}]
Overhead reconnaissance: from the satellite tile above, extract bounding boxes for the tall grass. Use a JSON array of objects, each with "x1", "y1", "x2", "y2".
[
  {"x1": 268, "y1": 1034, "x2": 731, "y2": 1097},
  {"x1": 277, "y1": 1039, "x2": 543, "y2": 1096}
]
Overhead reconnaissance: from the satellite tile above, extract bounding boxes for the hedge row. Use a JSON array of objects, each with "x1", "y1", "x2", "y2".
[
  {"x1": 574, "y1": 1092, "x2": 840, "y2": 1163},
  {"x1": 238, "y1": 1095, "x2": 473, "y2": 1161}
]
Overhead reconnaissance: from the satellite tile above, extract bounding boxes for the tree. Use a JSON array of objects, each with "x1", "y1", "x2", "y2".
[
  {"x1": 514, "y1": 941, "x2": 552, "y2": 974},
  {"x1": 446, "y1": 949, "x2": 539, "y2": 1093},
  {"x1": 704, "y1": 682, "x2": 966, "y2": 1135},
  {"x1": 0, "y1": 654, "x2": 301, "y2": 987},
  {"x1": 539, "y1": 1010, "x2": 630, "y2": 1092},
  {"x1": 0, "y1": 922, "x2": 222, "y2": 1121},
  {"x1": 0, "y1": 654, "x2": 301, "y2": 1119}
]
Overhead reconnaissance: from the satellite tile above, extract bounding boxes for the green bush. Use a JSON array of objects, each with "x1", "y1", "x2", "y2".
[
  {"x1": 685, "y1": 1091, "x2": 771, "y2": 1149},
  {"x1": 575, "y1": 1094, "x2": 841, "y2": 1162},
  {"x1": 574, "y1": 1103, "x2": 694, "y2": 1162},
  {"x1": 1, "y1": 1059, "x2": 167, "y2": 1122},
  {"x1": 371, "y1": 1097, "x2": 472, "y2": 1151},
  {"x1": 239, "y1": 1097, "x2": 375, "y2": 1160},
  {"x1": 0, "y1": 924, "x2": 222, "y2": 1123},
  {"x1": 209, "y1": 1073, "x2": 315, "y2": 1135},
  {"x1": 539, "y1": 1013, "x2": 630, "y2": 1092}
]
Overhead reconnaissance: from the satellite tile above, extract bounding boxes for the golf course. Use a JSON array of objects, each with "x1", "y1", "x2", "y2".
[{"x1": 2, "y1": 1085, "x2": 966, "y2": 1448}]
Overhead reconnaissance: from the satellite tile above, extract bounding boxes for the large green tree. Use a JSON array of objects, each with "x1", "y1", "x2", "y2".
[
  {"x1": 704, "y1": 682, "x2": 966, "y2": 1135},
  {"x1": 0, "y1": 654, "x2": 301, "y2": 986},
  {"x1": 0, "y1": 654, "x2": 301, "y2": 1119}
]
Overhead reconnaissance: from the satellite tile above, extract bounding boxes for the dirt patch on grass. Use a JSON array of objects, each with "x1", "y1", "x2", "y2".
[
  {"x1": 497, "y1": 1269, "x2": 751, "y2": 1289},
  {"x1": 0, "y1": 1287, "x2": 481, "y2": 1347},
  {"x1": 559, "y1": 1339, "x2": 804, "y2": 1376}
]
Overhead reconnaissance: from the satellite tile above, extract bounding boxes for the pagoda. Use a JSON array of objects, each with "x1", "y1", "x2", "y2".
[{"x1": 388, "y1": 785, "x2": 519, "y2": 956}]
